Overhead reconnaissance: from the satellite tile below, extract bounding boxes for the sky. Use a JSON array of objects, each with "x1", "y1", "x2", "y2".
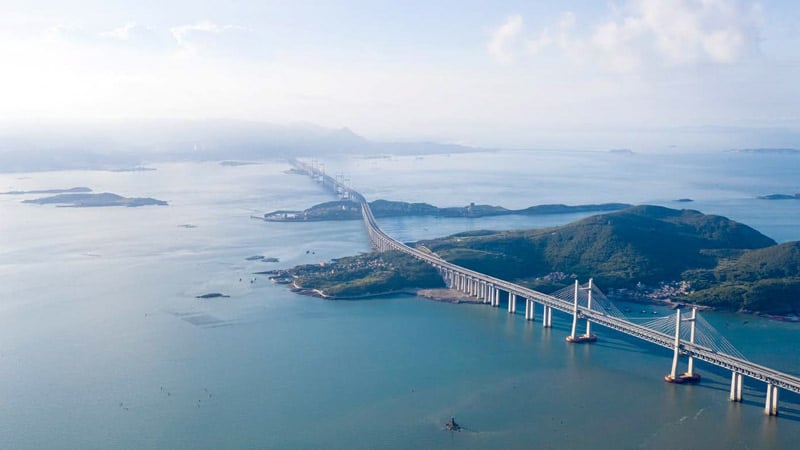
[{"x1": 1, "y1": 0, "x2": 799, "y2": 150}]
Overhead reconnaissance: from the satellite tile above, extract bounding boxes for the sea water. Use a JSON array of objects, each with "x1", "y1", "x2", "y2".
[{"x1": 0, "y1": 151, "x2": 799, "y2": 449}]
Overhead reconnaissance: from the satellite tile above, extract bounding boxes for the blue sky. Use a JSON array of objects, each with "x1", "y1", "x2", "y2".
[{"x1": 1, "y1": 1, "x2": 798, "y2": 150}]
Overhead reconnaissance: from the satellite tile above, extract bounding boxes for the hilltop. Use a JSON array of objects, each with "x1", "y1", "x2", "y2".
[{"x1": 417, "y1": 205, "x2": 775, "y2": 288}]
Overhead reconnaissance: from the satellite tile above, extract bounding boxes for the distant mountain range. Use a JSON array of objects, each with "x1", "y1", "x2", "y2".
[{"x1": 0, "y1": 120, "x2": 481, "y2": 172}]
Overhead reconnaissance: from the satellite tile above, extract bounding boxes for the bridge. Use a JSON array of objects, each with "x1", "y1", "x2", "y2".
[{"x1": 291, "y1": 158, "x2": 800, "y2": 416}]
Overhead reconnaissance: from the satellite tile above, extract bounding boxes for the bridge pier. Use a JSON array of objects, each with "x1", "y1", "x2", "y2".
[
  {"x1": 765, "y1": 383, "x2": 779, "y2": 416},
  {"x1": 492, "y1": 287, "x2": 499, "y2": 307},
  {"x1": 542, "y1": 305, "x2": 552, "y2": 328},
  {"x1": 730, "y1": 372, "x2": 743, "y2": 402},
  {"x1": 524, "y1": 299, "x2": 535, "y2": 321},
  {"x1": 508, "y1": 293, "x2": 516, "y2": 314}
]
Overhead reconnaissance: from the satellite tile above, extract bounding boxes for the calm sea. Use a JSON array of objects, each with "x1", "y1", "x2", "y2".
[{"x1": 1, "y1": 151, "x2": 799, "y2": 449}]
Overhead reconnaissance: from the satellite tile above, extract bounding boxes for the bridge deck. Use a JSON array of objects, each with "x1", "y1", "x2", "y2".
[{"x1": 293, "y1": 159, "x2": 800, "y2": 395}]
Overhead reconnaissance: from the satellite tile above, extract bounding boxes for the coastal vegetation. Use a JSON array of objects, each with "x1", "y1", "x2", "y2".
[
  {"x1": 22, "y1": 192, "x2": 167, "y2": 207},
  {"x1": 284, "y1": 205, "x2": 800, "y2": 315},
  {"x1": 289, "y1": 251, "x2": 444, "y2": 298},
  {"x1": 415, "y1": 205, "x2": 798, "y2": 315},
  {"x1": 262, "y1": 199, "x2": 630, "y2": 221}
]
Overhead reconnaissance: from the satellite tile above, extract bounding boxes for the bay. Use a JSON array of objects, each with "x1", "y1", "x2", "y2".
[{"x1": 1, "y1": 151, "x2": 799, "y2": 449}]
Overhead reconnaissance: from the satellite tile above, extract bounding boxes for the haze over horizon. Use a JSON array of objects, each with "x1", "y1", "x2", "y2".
[{"x1": 1, "y1": 0, "x2": 799, "y2": 151}]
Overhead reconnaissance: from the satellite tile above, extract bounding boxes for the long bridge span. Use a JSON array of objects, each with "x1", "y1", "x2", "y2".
[{"x1": 291, "y1": 158, "x2": 800, "y2": 416}]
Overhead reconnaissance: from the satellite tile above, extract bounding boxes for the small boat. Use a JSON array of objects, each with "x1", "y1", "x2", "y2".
[{"x1": 445, "y1": 416, "x2": 461, "y2": 432}]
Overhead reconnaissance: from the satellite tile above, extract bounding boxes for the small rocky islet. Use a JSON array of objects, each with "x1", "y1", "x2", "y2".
[{"x1": 195, "y1": 293, "x2": 230, "y2": 299}]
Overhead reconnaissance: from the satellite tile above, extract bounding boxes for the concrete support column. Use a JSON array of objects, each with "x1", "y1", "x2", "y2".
[
  {"x1": 687, "y1": 308, "x2": 697, "y2": 376},
  {"x1": 542, "y1": 305, "x2": 552, "y2": 328},
  {"x1": 508, "y1": 293, "x2": 516, "y2": 313},
  {"x1": 669, "y1": 309, "x2": 682, "y2": 380},
  {"x1": 570, "y1": 280, "x2": 579, "y2": 340},
  {"x1": 585, "y1": 278, "x2": 593, "y2": 337},
  {"x1": 524, "y1": 299, "x2": 530, "y2": 320},
  {"x1": 765, "y1": 384, "x2": 779, "y2": 416},
  {"x1": 730, "y1": 372, "x2": 743, "y2": 402}
]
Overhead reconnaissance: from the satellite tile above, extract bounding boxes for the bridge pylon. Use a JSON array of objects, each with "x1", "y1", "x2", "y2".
[
  {"x1": 566, "y1": 279, "x2": 597, "y2": 343},
  {"x1": 665, "y1": 307, "x2": 701, "y2": 384}
]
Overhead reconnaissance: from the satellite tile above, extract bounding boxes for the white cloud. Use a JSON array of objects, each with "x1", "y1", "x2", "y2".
[
  {"x1": 491, "y1": 0, "x2": 761, "y2": 71},
  {"x1": 487, "y1": 15, "x2": 523, "y2": 64},
  {"x1": 100, "y1": 22, "x2": 147, "y2": 41},
  {"x1": 170, "y1": 21, "x2": 247, "y2": 55},
  {"x1": 623, "y1": 0, "x2": 757, "y2": 65}
]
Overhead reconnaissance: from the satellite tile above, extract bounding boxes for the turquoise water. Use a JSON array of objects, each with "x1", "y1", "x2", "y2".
[{"x1": 1, "y1": 152, "x2": 799, "y2": 449}]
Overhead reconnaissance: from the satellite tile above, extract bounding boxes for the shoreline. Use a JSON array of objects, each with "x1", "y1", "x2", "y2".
[
  {"x1": 289, "y1": 283, "x2": 483, "y2": 304},
  {"x1": 285, "y1": 281, "x2": 799, "y2": 320}
]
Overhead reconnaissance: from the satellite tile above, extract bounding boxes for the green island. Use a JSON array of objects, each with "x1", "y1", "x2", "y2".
[
  {"x1": 261, "y1": 199, "x2": 630, "y2": 221},
  {"x1": 283, "y1": 251, "x2": 445, "y2": 298},
  {"x1": 22, "y1": 192, "x2": 167, "y2": 207},
  {"x1": 278, "y1": 205, "x2": 800, "y2": 317}
]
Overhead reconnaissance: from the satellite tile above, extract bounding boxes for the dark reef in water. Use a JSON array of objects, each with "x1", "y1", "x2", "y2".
[{"x1": 196, "y1": 293, "x2": 230, "y2": 299}]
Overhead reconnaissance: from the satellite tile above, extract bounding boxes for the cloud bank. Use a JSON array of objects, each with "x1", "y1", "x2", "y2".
[{"x1": 489, "y1": 0, "x2": 763, "y2": 71}]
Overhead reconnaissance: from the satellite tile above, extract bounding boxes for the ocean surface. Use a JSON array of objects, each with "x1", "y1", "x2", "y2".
[{"x1": 1, "y1": 150, "x2": 799, "y2": 449}]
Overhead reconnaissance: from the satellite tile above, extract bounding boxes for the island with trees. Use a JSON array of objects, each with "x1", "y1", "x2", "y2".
[
  {"x1": 276, "y1": 205, "x2": 800, "y2": 317},
  {"x1": 261, "y1": 199, "x2": 631, "y2": 222}
]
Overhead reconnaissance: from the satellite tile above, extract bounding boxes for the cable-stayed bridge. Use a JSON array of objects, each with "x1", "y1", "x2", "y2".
[{"x1": 292, "y1": 159, "x2": 799, "y2": 417}]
